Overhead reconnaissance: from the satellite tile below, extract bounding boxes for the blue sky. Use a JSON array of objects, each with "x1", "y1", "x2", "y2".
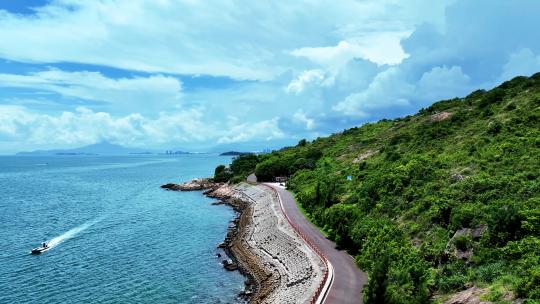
[{"x1": 0, "y1": 0, "x2": 539, "y2": 154}]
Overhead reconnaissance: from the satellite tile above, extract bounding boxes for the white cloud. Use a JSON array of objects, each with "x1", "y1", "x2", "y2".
[
  {"x1": 291, "y1": 41, "x2": 367, "y2": 71},
  {"x1": 285, "y1": 69, "x2": 326, "y2": 94},
  {"x1": 0, "y1": 106, "x2": 32, "y2": 138},
  {"x1": 0, "y1": 105, "x2": 287, "y2": 153},
  {"x1": 330, "y1": 1, "x2": 540, "y2": 120},
  {"x1": 333, "y1": 65, "x2": 473, "y2": 118},
  {"x1": 0, "y1": 1, "x2": 275, "y2": 80},
  {"x1": 0, "y1": 106, "x2": 210, "y2": 149},
  {"x1": 291, "y1": 35, "x2": 410, "y2": 70},
  {"x1": 293, "y1": 110, "x2": 315, "y2": 130},
  {"x1": 0, "y1": 0, "x2": 445, "y2": 80},
  {"x1": 417, "y1": 65, "x2": 471, "y2": 102},
  {"x1": 0, "y1": 69, "x2": 183, "y2": 113},
  {"x1": 1, "y1": 0, "x2": 539, "y2": 152},
  {"x1": 333, "y1": 67, "x2": 413, "y2": 117},
  {"x1": 500, "y1": 48, "x2": 540, "y2": 81},
  {"x1": 347, "y1": 31, "x2": 411, "y2": 65},
  {"x1": 218, "y1": 117, "x2": 284, "y2": 144}
]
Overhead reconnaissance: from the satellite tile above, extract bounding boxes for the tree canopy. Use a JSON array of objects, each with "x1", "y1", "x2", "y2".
[{"x1": 215, "y1": 74, "x2": 540, "y2": 302}]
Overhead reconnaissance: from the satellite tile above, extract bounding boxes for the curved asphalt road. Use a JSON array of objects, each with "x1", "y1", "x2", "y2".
[{"x1": 264, "y1": 182, "x2": 367, "y2": 304}]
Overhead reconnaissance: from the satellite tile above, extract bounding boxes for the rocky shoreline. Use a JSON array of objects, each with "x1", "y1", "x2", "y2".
[
  {"x1": 162, "y1": 178, "x2": 326, "y2": 304},
  {"x1": 161, "y1": 178, "x2": 267, "y2": 302},
  {"x1": 161, "y1": 178, "x2": 216, "y2": 191}
]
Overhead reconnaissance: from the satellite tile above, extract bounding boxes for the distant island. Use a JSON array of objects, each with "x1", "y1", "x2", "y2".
[
  {"x1": 219, "y1": 151, "x2": 253, "y2": 156},
  {"x1": 164, "y1": 150, "x2": 192, "y2": 155},
  {"x1": 16, "y1": 142, "x2": 155, "y2": 156}
]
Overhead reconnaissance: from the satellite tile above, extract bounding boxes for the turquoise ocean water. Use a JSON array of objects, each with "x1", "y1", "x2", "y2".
[{"x1": 0, "y1": 155, "x2": 245, "y2": 303}]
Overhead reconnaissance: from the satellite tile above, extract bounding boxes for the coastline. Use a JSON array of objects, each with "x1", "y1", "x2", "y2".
[
  {"x1": 162, "y1": 179, "x2": 273, "y2": 302},
  {"x1": 205, "y1": 186, "x2": 275, "y2": 302},
  {"x1": 162, "y1": 179, "x2": 327, "y2": 303}
]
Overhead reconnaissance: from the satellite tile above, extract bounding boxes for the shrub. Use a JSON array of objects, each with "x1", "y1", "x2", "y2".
[
  {"x1": 214, "y1": 165, "x2": 232, "y2": 182},
  {"x1": 479, "y1": 87, "x2": 506, "y2": 108},
  {"x1": 364, "y1": 253, "x2": 390, "y2": 304},
  {"x1": 450, "y1": 203, "x2": 479, "y2": 230},
  {"x1": 454, "y1": 235, "x2": 471, "y2": 251},
  {"x1": 437, "y1": 273, "x2": 469, "y2": 293},
  {"x1": 230, "y1": 154, "x2": 259, "y2": 176},
  {"x1": 215, "y1": 73, "x2": 540, "y2": 301},
  {"x1": 487, "y1": 120, "x2": 503, "y2": 135},
  {"x1": 474, "y1": 262, "x2": 506, "y2": 283},
  {"x1": 488, "y1": 202, "x2": 523, "y2": 245},
  {"x1": 322, "y1": 204, "x2": 361, "y2": 250},
  {"x1": 254, "y1": 157, "x2": 288, "y2": 181},
  {"x1": 504, "y1": 103, "x2": 517, "y2": 111}
]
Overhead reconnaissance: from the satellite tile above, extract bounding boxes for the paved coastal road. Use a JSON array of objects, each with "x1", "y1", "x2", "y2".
[{"x1": 265, "y1": 183, "x2": 367, "y2": 304}]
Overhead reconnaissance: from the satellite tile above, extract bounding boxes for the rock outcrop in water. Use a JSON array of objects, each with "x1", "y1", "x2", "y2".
[{"x1": 161, "y1": 178, "x2": 217, "y2": 191}]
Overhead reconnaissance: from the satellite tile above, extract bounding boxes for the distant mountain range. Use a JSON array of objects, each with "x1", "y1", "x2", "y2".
[
  {"x1": 16, "y1": 142, "x2": 271, "y2": 156},
  {"x1": 16, "y1": 142, "x2": 156, "y2": 156}
]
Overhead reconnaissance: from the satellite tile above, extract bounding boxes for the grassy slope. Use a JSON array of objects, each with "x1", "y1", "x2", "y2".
[{"x1": 220, "y1": 74, "x2": 540, "y2": 303}]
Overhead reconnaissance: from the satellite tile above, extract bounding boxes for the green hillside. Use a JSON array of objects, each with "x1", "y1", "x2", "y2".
[{"x1": 216, "y1": 74, "x2": 540, "y2": 303}]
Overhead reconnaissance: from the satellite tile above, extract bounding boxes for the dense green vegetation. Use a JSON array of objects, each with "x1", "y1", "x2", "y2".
[
  {"x1": 215, "y1": 74, "x2": 540, "y2": 303},
  {"x1": 214, "y1": 153, "x2": 259, "y2": 183}
]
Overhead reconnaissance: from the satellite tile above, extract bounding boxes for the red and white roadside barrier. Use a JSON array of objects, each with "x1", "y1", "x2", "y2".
[{"x1": 261, "y1": 183, "x2": 334, "y2": 304}]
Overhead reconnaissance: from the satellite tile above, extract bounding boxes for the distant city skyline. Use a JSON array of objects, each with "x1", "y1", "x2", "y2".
[{"x1": 0, "y1": 0, "x2": 539, "y2": 154}]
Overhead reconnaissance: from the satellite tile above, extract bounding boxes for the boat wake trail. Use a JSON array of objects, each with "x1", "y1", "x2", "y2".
[{"x1": 47, "y1": 217, "x2": 103, "y2": 248}]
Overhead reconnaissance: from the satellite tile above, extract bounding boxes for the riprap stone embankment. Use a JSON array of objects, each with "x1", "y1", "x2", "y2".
[{"x1": 162, "y1": 179, "x2": 326, "y2": 303}]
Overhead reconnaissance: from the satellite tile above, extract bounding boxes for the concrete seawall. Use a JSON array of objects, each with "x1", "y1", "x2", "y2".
[{"x1": 209, "y1": 182, "x2": 327, "y2": 303}]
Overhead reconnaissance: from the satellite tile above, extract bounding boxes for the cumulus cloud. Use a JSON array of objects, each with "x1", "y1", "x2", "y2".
[
  {"x1": 0, "y1": 106, "x2": 206, "y2": 148},
  {"x1": 333, "y1": 67, "x2": 413, "y2": 117},
  {"x1": 0, "y1": 0, "x2": 539, "y2": 153},
  {"x1": 416, "y1": 66, "x2": 471, "y2": 103},
  {"x1": 291, "y1": 35, "x2": 409, "y2": 70},
  {"x1": 500, "y1": 48, "x2": 540, "y2": 81},
  {"x1": 293, "y1": 110, "x2": 315, "y2": 130},
  {"x1": 333, "y1": 65, "x2": 472, "y2": 118},
  {"x1": 217, "y1": 117, "x2": 284, "y2": 144},
  {"x1": 292, "y1": 41, "x2": 373, "y2": 71},
  {"x1": 285, "y1": 70, "x2": 327, "y2": 94},
  {"x1": 331, "y1": 0, "x2": 540, "y2": 119},
  {"x1": 0, "y1": 105, "x2": 287, "y2": 153}
]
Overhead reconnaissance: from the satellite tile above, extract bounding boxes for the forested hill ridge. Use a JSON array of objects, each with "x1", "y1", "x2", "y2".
[{"x1": 214, "y1": 74, "x2": 540, "y2": 303}]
